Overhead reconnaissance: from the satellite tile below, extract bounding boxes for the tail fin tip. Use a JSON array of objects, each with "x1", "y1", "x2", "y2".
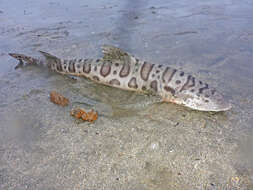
[{"x1": 9, "y1": 53, "x2": 25, "y2": 60}]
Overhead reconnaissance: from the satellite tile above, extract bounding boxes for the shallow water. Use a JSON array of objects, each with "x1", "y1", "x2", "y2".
[{"x1": 1, "y1": 0, "x2": 253, "y2": 189}]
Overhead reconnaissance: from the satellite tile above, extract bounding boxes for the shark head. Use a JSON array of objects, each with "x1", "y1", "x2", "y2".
[
  {"x1": 162, "y1": 74, "x2": 231, "y2": 112},
  {"x1": 174, "y1": 86, "x2": 231, "y2": 112}
]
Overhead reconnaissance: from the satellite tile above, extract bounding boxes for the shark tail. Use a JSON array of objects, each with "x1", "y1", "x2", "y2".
[
  {"x1": 9, "y1": 53, "x2": 39, "y2": 65},
  {"x1": 9, "y1": 51, "x2": 62, "y2": 71}
]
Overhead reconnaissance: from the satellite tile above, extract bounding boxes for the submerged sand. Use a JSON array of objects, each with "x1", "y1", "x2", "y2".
[{"x1": 0, "y1": 0, "x2": 253, "y2": 189}]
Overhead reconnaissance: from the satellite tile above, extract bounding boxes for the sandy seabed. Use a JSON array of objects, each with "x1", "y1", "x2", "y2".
[{"x1": 1, "y1": 0, "x2": 253, "y2": 189}]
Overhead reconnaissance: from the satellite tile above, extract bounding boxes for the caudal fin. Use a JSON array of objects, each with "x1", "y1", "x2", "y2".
[{"x1": 9, "y1": 53, "x2": 39, "y2": 65}]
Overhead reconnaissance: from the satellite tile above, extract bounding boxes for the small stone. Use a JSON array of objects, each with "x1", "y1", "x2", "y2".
[
  {"x1": 231, "y1": 176, "x2": 240, "y2": 185},
  {"x1": 150, "y1": 142, "x2": 160, "y2": 150}
]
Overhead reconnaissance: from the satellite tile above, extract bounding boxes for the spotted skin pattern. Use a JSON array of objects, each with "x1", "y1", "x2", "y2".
[{"x1": 9, "y1": 46, "x2": 231, "y2": 111}]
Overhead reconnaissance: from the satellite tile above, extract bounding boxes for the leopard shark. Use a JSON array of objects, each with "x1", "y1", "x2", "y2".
[{"x1": 9, "y1": 45, "x2": 231, "y2": 112}]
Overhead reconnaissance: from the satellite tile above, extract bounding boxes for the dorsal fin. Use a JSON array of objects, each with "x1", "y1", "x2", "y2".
[{"x1": 101, "y1": 45, "x2": 133, "y2": 64}]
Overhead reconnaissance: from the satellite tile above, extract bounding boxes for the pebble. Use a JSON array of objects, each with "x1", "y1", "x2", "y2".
[{"x1": 150, "y1": 142, "x2": 160, "y2": 150}]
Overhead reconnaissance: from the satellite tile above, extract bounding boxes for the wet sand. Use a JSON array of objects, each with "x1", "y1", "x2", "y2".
[{"x1": 1, "y1": 0, "x2": 253, "y2": 189}]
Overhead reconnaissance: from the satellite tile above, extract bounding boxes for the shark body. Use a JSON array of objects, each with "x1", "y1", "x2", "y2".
[{"x1": 9, "y1": 45, "x2": 231, "y2": 112}]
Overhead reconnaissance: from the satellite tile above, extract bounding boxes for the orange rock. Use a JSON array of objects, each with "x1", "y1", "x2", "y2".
[
  {"x1": 71, "y1": 108, "x2": 98, "y2": 122},
  {"x1": 50, "y1": 91, "x2": 69, "y2": 106},
  {"x1": 83, "y1": 109, "x2": 98, "y2": 122},
  {"x1": 70, "y1": 108, "x2": 86, "y2": 119}
]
